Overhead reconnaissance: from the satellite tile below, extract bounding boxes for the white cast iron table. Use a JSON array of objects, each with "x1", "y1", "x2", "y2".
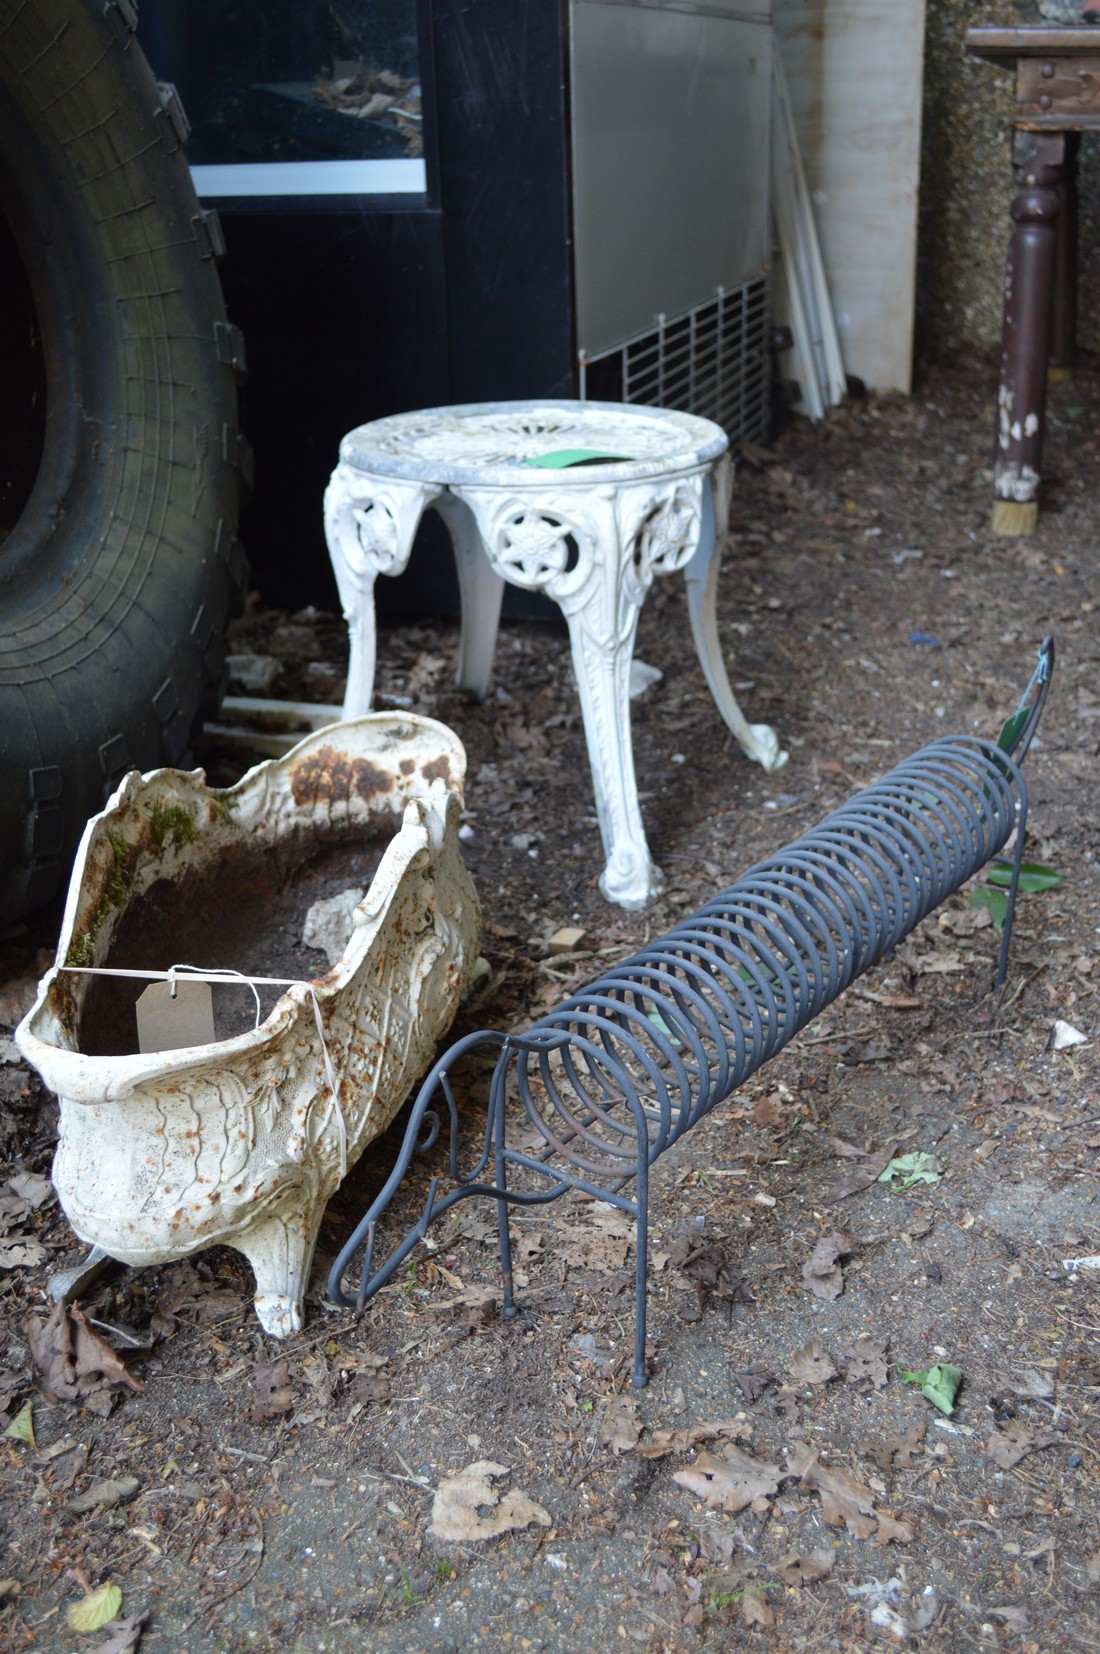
[{"x1": 323, "y1": 400, "x2": 786, "y2": 908}]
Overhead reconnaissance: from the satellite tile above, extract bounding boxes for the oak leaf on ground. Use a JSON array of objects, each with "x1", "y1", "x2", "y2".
[
  {"x1": 428, "y1": 1460, "x2": 551, "y2": 1542},
  {"x1": 789, "y1": 1339, "x2": 838, "y2": 1386},
  {"x1": 985, "y1": 1420, "x2": 1063, "y2": 1469},
  {"x1": 788, "y1": 1448, "x2": 914, "y2": 1544},
  {"x1": 635, "y1": 1417, "x2": 752, "y2": 1460},
  {"x1": 672, "y1": 1445, "x2": 782, "y2": 1513}
]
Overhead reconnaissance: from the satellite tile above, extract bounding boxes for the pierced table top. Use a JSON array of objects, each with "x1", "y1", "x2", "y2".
[{"x1": 337, "y1": 400, "x2": 728, "y2": 488}]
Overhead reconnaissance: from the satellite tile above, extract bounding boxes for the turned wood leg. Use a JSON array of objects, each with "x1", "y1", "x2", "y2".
[
  {"x1": 434, "y1": 492, "x2": 506, "y2": 700},
  {"x1": 1049, "y1": 132, "x2": 1079, "y2": 383},
  {"x1": 992, "y1": 132, "x2": 1064, "y2": 537},
  {"x1": 683, "y1": 459, "x2": 788, "y2": 773},
  {"x1": 322, "y1": 464, "x2": 436, "y2": 715}
]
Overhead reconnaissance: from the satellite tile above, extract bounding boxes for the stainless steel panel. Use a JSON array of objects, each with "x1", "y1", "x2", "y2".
[{"x1": 571, "y1": 0, "x2": 772, "y2": 358}]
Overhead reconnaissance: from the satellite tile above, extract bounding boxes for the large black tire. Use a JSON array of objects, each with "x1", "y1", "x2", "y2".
[{"x1": 0, "y1": 0, "x2": 247, "y2": 921}]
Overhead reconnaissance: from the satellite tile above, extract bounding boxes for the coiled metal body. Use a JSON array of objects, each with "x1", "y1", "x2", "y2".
[{"x1": 331, "y1": 651, "x2": 1051, "y2": 1386}]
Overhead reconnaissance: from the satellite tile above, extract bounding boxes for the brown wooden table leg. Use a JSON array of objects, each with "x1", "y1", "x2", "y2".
[
  {"x1": 1048, "y1": 132, "x2": 1079, "y2": 384},
  {"x1": 992, "y1": 131, "x2": 1065, "y2": 538}
]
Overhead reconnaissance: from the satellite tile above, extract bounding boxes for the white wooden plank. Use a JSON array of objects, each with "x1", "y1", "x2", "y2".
[
  {"x1": 772, "y1": 54, "x2": 847, "y2": 414},
  {"x1": 773, "y1": 0, "x2": 927, "y2": 393}
]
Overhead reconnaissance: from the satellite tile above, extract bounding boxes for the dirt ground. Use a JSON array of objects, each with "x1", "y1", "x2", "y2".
[{"x1": 0, "y1": 353, "x2": 1097, "y2": 1654}]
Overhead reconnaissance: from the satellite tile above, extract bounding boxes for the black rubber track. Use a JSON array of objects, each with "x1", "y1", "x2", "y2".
[{"x1": 0, "y1": 0, "x2": 247, "y2": 920}]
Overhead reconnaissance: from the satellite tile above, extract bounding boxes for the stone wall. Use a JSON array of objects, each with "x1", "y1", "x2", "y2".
[{"x1": 918, "y1": 1, "x2": 1100, "y2": 360}]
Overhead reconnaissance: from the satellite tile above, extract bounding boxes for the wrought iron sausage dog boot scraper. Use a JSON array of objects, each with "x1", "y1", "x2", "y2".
[{"x1": 329, "y1": 641, "x2": 1054, "y2": 1386}]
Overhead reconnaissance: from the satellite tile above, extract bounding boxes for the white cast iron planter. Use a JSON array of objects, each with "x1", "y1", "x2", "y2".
[{"x1": 17, "y1": 714, "x2": 481, "y2": 1338}]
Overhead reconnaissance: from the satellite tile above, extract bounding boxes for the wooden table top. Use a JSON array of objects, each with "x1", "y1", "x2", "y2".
[
  {"x1": 967, "y1": 25, "x2": 1100, "y2": 129},
  {"x1": 966, "y1": 27, "x2": 1100, "y2": 64}
]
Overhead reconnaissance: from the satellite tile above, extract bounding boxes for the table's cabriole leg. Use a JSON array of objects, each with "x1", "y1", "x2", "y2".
[
  {"x1": 567, "y1": 585, "x2": 657, "y2": 908},
  {"x1": 456, "y1": 483, "x2": 665, "y2": 908},
  {"x1": 323, "y1": 464, "x2": 436, "y2": 715},
  {"x1": 433, "y1": 492, "x2": 506, "y2": 700},
  {"x1": 992, "y1": 131, "x2": 1065, "y2": 538},
  {"x1": 683, "y1": 456, "x2": 788, "y2": 773}
]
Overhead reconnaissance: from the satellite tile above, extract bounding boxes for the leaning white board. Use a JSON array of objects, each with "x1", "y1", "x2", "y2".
[{"x1": 772, "y1": 0, "x2": 927, "y2": 394}]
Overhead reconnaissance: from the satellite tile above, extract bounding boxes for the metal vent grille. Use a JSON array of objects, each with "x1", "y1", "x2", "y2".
[{"x1": 578, "y1": 276, "x2": 769, "y2": 443}]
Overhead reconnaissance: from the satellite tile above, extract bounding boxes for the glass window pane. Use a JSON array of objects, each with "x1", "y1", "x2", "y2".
[{"x1": 137, "y1": 1, "x2": 422, "y2": 172}]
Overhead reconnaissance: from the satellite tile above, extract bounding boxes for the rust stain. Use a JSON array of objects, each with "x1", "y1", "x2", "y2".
[
  {"x1": 289, "y1": 749, "x2": 396, "y2": 804},
  {"x1": 352, "y1": 760, "x2": 395, "y2": 801},
  {"x1": 289, "y1": 747, "x2": 357, "y2": 804},
  {"x1": 421, "y1": 755, "x2": 452, "y2": 786}
]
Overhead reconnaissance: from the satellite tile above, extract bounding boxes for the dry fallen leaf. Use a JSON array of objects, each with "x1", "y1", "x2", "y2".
[
  {"x1": 828, "y1": 1136, "x2": 869, "y2": 1159},
  {"x1": 734, "y1": 1368, "x2": 773, "y2": 1404},
  {"x1": 0, "y1": 1192, "x2": 29, "y2": 1234},
  {"x1": 47, "y1": 1443, "x2": 86, "y2": 1489},
  {"x1": 558, "y1": 1231, "x2": 629, "y2": 1271},
  {"x1": 753, "y1": 1093, "x2": 787, "y2": 1130},
  {"x1": 789, "y1": 1448, "x2": 913, "y2": 1544},
  {"x1": 985, "y1": 1420, "x2": 1063, "y2": 1470},
  {"x1": 906, "y1": 947, "x2": 966, "y2": 977},
  {"x1": 87, "y1": 1610, "x2": 149, "y2": 1654},
  {"x1": 987, "y1": 1606, "x2": 1029, "y2": 1634},
  {"x1": 741, "y1": 1587, "x2": 775, "y2": 1629},
  {"x1": 789, "y1": 1339, "x2": 838, "y2": 1387},
  {"x1": 836, "y1": 1037, "x2": 892, "y2": 1064},
  {"x1": 1008, "y1": 1368, "x2": 1055, "y2": 1400},
  {"x1": 802, "y1": 1232, "x2": 857, "y2": 1301},
  {"x1": 669, "y1": 1232, "x2": 753, "y2": 1310},
  {"x1": 862, "y1": 1420, "x2": 927, "y2": 1473},
  {"x1": 851, "y1": 985, "x2": 923, "y2": 1009},
  {"x1": 428, "y1": 1460, "x2": 551, "y2": 1542},
  {"x1": 843, "y1": 1333, "x2": 888, "y2": 1390},
  {"x1": 656, "y1": 1584, "x2": 700, "y2": 1634},
  {"x1": 428, "y1": 1287, "x2": 499, "y2": 1326},
  {"x1": 514, "y1": 1231, "x2": 546, "y2": 1264},
  {"x1": 697, "y1": 1524, "x2": 738, "y2": 1565},
  {"x1": 825, "y1": 1143, "x2": 898, "y2": 1202},
  {"x1": 672, "y1": 1445, "x2": 782, "y2": 1513},
  {"x1": 777, "y1": 1547, "x2": 835, "y2": 1586},
  {"x1": 874, "y1": 1510, "x2": 918, "y2": 1546},
  {"x1": 636, "y1": 1417, "x2": 752, "y2": 1460},
  {"x1": 250, "y1": 1358, "x2": 295, "y2": 1423},
  {"x1": 26, "y1": 1304, "x2": 142, "y2": 1404},
  {"x1": 6, "y1": 1172, "x2": 54, "y2": 1209},
  {"x1": 68, "y1": 1478, "x2": 140, "y2": 1515},
  {"x1": 347, "y1": 1373, "x2": 391, "y2": 1407},
  {"x1": 599, "y1": 1395, "x2": 642, "y2": 1455},
  {"x1": 0, "y1": 1241, "x2": 47, "y2": 1269},
  {"x1": 900, "y1": 1210, "x2": 935, "y2": 1242}
]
